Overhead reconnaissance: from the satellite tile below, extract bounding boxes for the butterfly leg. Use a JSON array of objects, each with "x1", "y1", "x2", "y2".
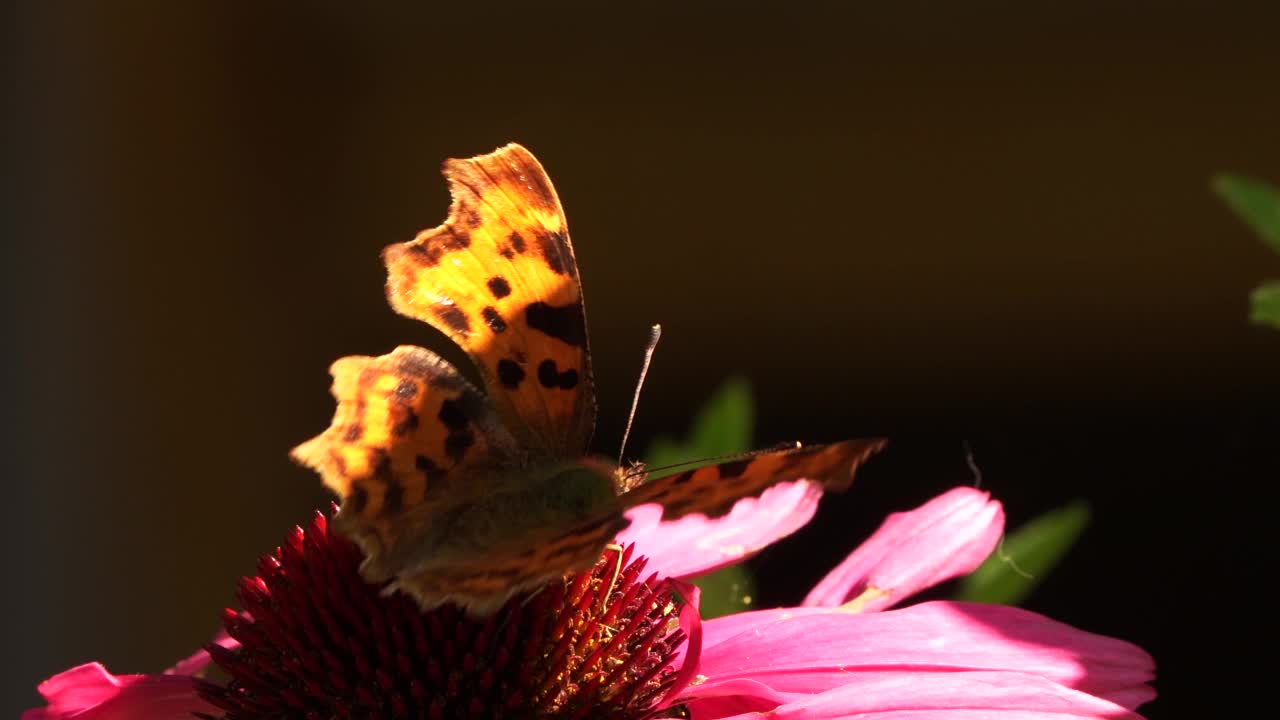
[{"x1": 598, "y1": 543, "x2": 627, "y2": 614}]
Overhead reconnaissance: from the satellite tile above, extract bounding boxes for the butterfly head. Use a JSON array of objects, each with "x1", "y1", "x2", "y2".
[{"x1": 535, "y1": 458, "x2": 621, "y2": 519}]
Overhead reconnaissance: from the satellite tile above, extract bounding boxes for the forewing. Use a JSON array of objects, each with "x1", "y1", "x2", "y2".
[
  {"x1": 291, "y1": 345, "x2": 517, "y2": 571},
  {"x1": 382, "y1": 143, "x2": 595, "y2": 455},
  {"x1": 622, "y1": 438, "x2": 887, "y2": 520}
]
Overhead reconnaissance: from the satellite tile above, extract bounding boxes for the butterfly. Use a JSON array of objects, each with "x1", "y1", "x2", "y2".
[{"x1": 292, "y1": 143, "x2": 886, "y2": 615}]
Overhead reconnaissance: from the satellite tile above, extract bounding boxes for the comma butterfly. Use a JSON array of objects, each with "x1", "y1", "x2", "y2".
[{"x1": 292, "y1": 144, "x2": 886, "y2": 614}]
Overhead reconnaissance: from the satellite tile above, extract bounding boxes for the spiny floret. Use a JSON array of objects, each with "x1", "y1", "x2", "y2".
[{"x1": 195, "y1": 510, "x2": 688, "y2": 719}]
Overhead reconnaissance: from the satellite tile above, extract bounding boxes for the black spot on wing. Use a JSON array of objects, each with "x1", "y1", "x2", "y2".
[
  {"x1": 405, "y1": 243, "x2": 444, "y2": 267},
  {"x1": 391, "y1": 407, "x2": 419, "y2": 437},
  {"x1": 347, "y1": 483, "x2": 369, "y2": 514},
  {"x1": 509, "y1": 231, "x2": 527, "y2": 254},
  {"x1": 558, "y1": 368, "x2": 579, "y2": 389},
  {"x1": 444, "y1": 429, "x2": 475, "y2": 462},
  {"x1": 437, "y1": 399, "x2": 469, "y2": 431},
  {"x1": 537, "y1": 231, "x2": 567, "y2": 275},
  {"x1": 525, "y1": 301, "x2": 586, "y2": 348},
  {"x1": 370, "y1": 449, "x2": 392, "y2": 479},
  {"x1": 538, "y1": 360, "x2": 558, "y2": 388},
  {"x1": 497, "y1": 359, "x2": 526, "y2": 388},
  {"x1": 460, "y1": 204, "x2": 482, "y2": 229},
  {"x1": 443, "y1": 225, "x2": 471, "y2": 250},
  {"x1": 718, "y1": 459, "x2": 752, "y2": 479},
  {"x1": 431, "y1": 386, "x2": 488, "y2": 465},
  {"x1": 343, "y1": 424, "x2": 363, "y2": 442},
  {"x1": 369, "y1": 451, "x2": 404, "y2": 517},
  {"x1": 670, "y1": 469, "x2": 696, "y2": 485},
  {"x1": 415, "y1": 454, "x2": 447, "y2": 484},
  {"x1": 487, "y1": 276, "x2": 512, "y2": 299},
  {"x1": 383, "y1": 481, "x2": 404, "y2": 516},
  {"x1": 537, "y1": 360, "x2": 579, "y2": 390},
  {"x1": 482, "y1": 306, "x2": 508, "y2": 333},
  {"x1": 435, "y1": 305, "x2": 471, "y2": 335}
]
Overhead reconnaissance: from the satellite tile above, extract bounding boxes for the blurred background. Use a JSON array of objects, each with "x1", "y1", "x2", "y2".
[{"x1": 6, "y1": 2, "x2": 1277, "y2": 717}]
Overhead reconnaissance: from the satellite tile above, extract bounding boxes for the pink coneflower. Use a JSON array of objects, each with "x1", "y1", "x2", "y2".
[
  {"x1": 25, "y1": 484, "x2": 1155, "y2": 719},
  {"x1": 21, "y1": 638, "x2": 236, "y2": 720}
]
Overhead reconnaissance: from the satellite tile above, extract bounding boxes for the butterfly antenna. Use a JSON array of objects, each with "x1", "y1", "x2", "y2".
[
  {"x1": 618, "y1": 324, "x2": 662, "y2": 465},
  {"x1": 622, "y1": 442, "x2": 802, "y2": 482}
]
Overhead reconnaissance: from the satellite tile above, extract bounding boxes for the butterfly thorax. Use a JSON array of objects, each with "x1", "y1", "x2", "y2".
[
  {"x1": 363, "y1": 457, "x2": 619, "y2": 583},
  {"x1": 443, "y1": 457, "x2": 620, "y2": 549}
]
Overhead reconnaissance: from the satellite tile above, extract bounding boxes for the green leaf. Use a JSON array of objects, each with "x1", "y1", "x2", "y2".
[
  {"x1": 643, "y1": 376, "x2": 754, "y2": 469},
  {"x1": 1251, "y1": 281, "x2": 1280, "y2": 329},
  {"x1": 641, "y1": 377, "x2": 757, "y2": 617},
  {"x1": 1212, "y1": 174, "x2": 1280, "y2": 253},
  {"x1": 956, "y1": 500, "x2": 1091, "y2": 606},
  {"x1": 691, "y1": 563, "x2": 758, "y2": 619}
]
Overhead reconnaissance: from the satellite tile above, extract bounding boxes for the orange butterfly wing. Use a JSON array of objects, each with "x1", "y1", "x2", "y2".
[
  {"x1": 291, "y1": 345, "x2": 518, "y2": 581},
  {"x1": 621, "y1": 438, "x2": 887, "y2": 520},
  {"x1": 382, "y1": 143, "x2": 594, "y2": 456}
]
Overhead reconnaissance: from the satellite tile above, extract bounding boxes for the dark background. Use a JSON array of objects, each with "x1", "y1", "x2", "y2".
[{"x1": 5, "y1": 3, "x2": 1277, "y2": 718}]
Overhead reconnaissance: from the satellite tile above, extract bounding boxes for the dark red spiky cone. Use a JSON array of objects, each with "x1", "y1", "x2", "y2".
[{"x1": 194, "y1": 511, "x2": 694, "y2": 719}]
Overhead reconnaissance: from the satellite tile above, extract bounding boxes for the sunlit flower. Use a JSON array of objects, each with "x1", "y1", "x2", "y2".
[
  {"x1": 803, "y1": 485, "x2": 1006, "y2": 610},
  {"x1": 25, "y1": 485, "x2": 1155, "y2": 719},
  {"x1": 621, "y1": 483, "x2": 1155, "y2": 718}
]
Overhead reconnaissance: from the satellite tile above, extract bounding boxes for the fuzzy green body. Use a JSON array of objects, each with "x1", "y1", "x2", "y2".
[
  {"x1": 434, "y1": 461, "x2": 619, "y2": 552},
  {"x1": 361, "y1": 458, "x2": 621, "y2": 589}
]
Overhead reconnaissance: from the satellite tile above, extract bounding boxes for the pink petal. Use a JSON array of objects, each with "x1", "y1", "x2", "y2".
[
  {"x1": 659, "y1": 578, "x2": 705, "y2": 707},
  {"x1": 680, "y1": 677, "x2": 795, "y2": 717},
  {"x1": 804, "y1": 486, "x2": 1004, "y2": 610},
  {"x1": 691, "y1": 670, "x2": 1148, "y2": 719},
  {"x1": 23, "y1": 662, "x2": 218, "y2": 720},
  {"x1": 701, "y1": 606, "x2": 832, "y2": 649},
  {"x1": 690, "y1": 601, "x2": 1155, "y2": 711},
  {"x1": 619, "y1": 480, "x2": 824, "y2": 579},
  {"x1": 165, "y1": 630, "x2": 239, "y2": 677}
]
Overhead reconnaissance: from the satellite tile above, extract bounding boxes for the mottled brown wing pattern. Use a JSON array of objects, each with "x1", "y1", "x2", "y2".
[
  {"x1": 621, "y1": 438, "x2": 888, "y2": 520},
  {"x1": 388, "y1": 511, "x2": 631, "y2": 615},
  {"x1": 291, "y1": 345, "x2": 516, "y2": 564},
  {"x1": 382, "y1": 143, "x2": 594, "y2": 456}
]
